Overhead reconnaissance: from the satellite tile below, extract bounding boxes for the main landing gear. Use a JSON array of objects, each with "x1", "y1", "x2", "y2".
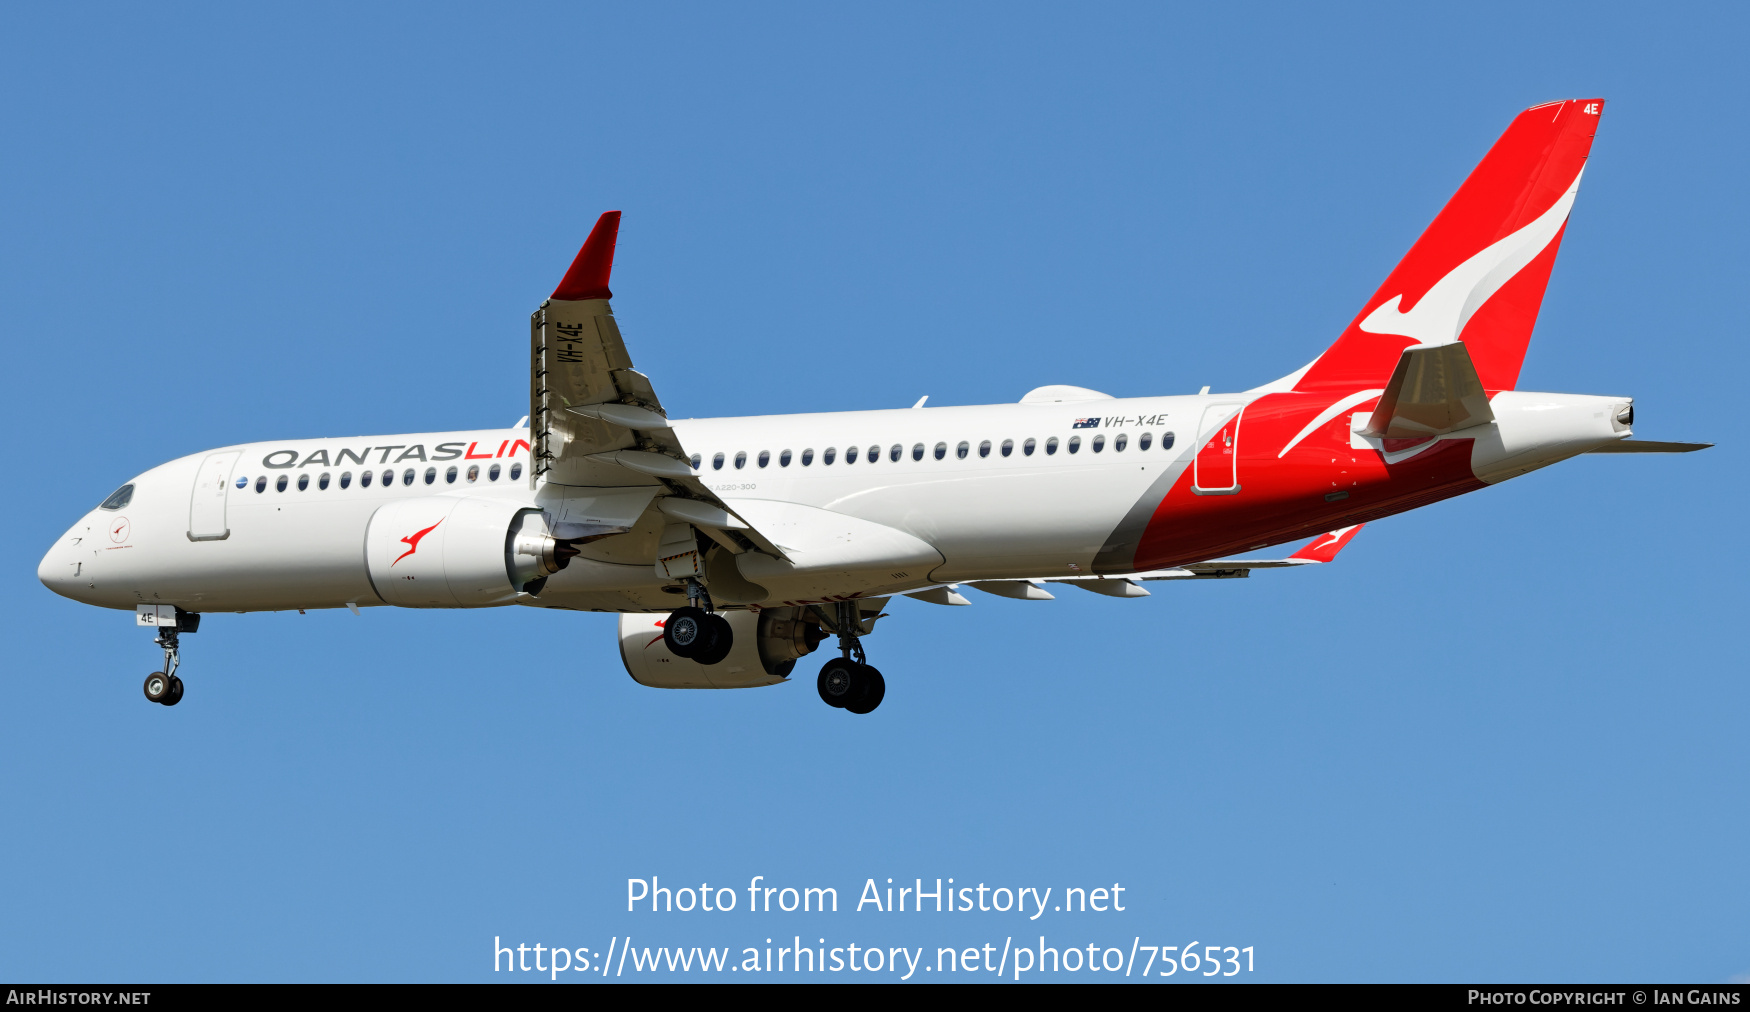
[
  {"x1": 663, "y1": 579, "x2": 733, "y2": 665},
  {"x1": 142, "y1": 610, "x2": 198, "y2": 707},
  {"x1": 817, "y1": 601, "x2": 884, "y2": 715}
]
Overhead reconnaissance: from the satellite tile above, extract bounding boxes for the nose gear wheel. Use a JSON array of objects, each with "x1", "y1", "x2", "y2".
[{"x1": 141, "y1": 609, "x2": 197, "y2": 706}]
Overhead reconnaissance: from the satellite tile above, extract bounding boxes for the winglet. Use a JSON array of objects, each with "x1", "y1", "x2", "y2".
[
  {"x1": 551, "y1": 210, "x2": 621, "y2": 301},
  {"x1": 1289, "y1": 524, "x2": 1365, "y2": 563}
]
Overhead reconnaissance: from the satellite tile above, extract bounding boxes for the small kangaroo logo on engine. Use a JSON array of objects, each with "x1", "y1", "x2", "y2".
[{"x1": 392, "y1": 520, "x2": 442, "y2": 566}]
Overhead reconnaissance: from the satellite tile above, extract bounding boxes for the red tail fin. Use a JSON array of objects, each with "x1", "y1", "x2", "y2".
[{"x1": 1295, "y1": 100, "x2": 1603, "y2": 394}]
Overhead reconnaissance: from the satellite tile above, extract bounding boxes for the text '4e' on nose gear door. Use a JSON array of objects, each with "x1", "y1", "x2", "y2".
[
  {"x1": 1192, "y1": 404, "x2": 1242, "y2": 495},
  {"x1": 188, "y1": 450, "x2": 241, "y2": 541}
]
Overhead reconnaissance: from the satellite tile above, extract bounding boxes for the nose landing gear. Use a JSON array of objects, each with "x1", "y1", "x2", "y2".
[
  {"x1": 816, "y1": 601, "x2": 885, "y2": 714},
  {"x1": 143, "y1": 668, "x2": 182, "y2": 706},
  {"x1": 662, "y1": 579, "x2": 733, "y2": 665},
  {"x1": 138, "y1": 607, "x2": 197, "y2": 706}
]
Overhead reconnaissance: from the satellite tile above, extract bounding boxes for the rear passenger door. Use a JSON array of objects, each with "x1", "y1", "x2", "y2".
[{"x1": 1192, "y1": 404, "x2": 1242, "y2": 495}]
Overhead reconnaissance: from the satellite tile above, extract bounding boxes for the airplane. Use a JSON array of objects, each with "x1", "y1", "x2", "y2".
[{"x1": 37, "y1": 98, "x2": 1708, "y2": 714}]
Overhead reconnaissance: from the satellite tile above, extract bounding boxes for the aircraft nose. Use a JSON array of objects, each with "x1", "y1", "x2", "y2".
[
  {"x1": 38, "y1": 538, "x2": 67, "y2": 589},
  {"x1": 38, "y1": 523, "x2": 89, "y2": 600}
]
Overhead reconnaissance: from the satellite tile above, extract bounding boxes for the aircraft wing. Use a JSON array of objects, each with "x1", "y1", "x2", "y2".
[
  {"x1": 921, "y1": 526, "x2": 1367, "y2": 602},
  {"x1": 530, "y1": 212, "x2": 786, "y2": 558}
]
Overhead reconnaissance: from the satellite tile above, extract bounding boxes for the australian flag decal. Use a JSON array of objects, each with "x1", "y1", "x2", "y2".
[{"x1": 1072, "y1": 417, "x2": 1101, "y2": 429}]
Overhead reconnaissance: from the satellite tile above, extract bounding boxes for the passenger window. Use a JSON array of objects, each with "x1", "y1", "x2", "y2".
[
  {"x1": 340, "y1": 471, "x2": 352, "y2": 488},
  {"x1": 869, "y1": 445, "x2": 881, "y2": 463},
  {"x1": 1160, "y1": 432, "x2": 1175, "y2": 450},
  {"x1": 403, "y1": 468, "x2": 416, "y2": 486},
  {"x1": 845, "y1": 445, "x2": 858, "y2": 464},
  {"x1": 890, "y1": 444, "x2": 902, "y2": 462},
  {"x1": 690, "y1": 453, "x2": 701, "y2": 470},
  {"x1": 713, "y1": 452, "x2": 725, "y2": 470},
  {"x1": 1114, "y1": 433, "x2": 1127, "y2": 452},
  {"x1": 1045, "y1": 437, "x2": 1059, "y2": 455},
  {"x1": 360, "y1": 471, "x2": 373, "y2": 488},
  {"x1": 934, "y1": 442, "x2": 947, "y2": 460},
  {"x1": 956, "y1": 441, "x2": 969, "y2": 459},
  {"x1": 1091, "y1": 435, "x2": 1104, "y2": 453},
  {"x1": 979, "y1": 440, "x2": 991, "y2": 458},
  {"x1": 823, "y1": 447, "x2": 837, "y2": 465},
  {"x1": 445, "y1": 465, "x2": 458, "y2": 483},
  {"x1": 758, "y1": 450, "x2": 770, "y2": 468},
  {"x1": 1139, "y1": 432, "x2": 1152, "y2": 451},
  {"x1": 734, "y1": 451, "x2": 747, "y2": 469},
  {"x1": 276, "y1": 475, "x2": 289, "y2": 492},
  {"x1": 912, "y1": 443, "x2": 925, "y2": 461},
  {"x1": 489, "y1": 463, "x2": 501, "y2": 481},
  {"x1": 1068, "y1": 436, "x2": 1081, "y2": 454},
  {"x1": 423, "y1": 467, "x2": 437, "y2": 485},
  {"x1": 802, "y1": 448, "x2": 814, "y2": 466},
  {"x1": 1023, "y1": 438, "x2": 1036, "y2": 456},
  {"x1": 1001, "y1": 438, "x2": 1014, "y2": 457},
  {"x1": 466, "y1": 465, "x2": 478, "y2": 482},
  {"x1": 319, "y1": 472, "x2": 332, "y2": 489},
  {"x1": 780, "y1": 449, "x2": 792, "y2": 467},
  {"x1": 297, "y1": 473, "x2": 309, "y2": 491},
  {"x1": 510, "y1": 462, "x2": 523, "y2": 480}
]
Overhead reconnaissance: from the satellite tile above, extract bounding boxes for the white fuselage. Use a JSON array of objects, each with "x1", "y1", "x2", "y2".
[{"x1": 37, "y1": 389, "x2": 1629, "y2": 617}]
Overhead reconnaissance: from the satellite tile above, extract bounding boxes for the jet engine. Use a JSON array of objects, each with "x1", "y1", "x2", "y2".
[
  {"x1": 365, "y1": 497, "x2": 571, "y2": 607},
  {"x1": 618, "y1": 608, "x2": 825, "y2": 688}
]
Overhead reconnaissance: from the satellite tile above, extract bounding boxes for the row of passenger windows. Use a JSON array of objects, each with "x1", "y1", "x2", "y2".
[
  {"x1": 689, "y1": 432, "x2": 1176, "y2": 471},
  {"x1": 238, "y1": 462, "x2": 523, "y2": 494}
]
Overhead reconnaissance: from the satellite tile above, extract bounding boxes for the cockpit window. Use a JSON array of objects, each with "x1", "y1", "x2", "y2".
[{"x1": 99, "y1": 484, "x2": 134, "y2": 511}]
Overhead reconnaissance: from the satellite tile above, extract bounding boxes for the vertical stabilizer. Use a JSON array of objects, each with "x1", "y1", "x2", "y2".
[{"x1": 1294, "y1": 99, "x2": 1603, "y2": 394}]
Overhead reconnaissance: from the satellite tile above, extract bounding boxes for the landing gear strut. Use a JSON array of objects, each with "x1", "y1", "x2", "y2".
[
  {"x1": 663, "y1": 578, "x2": 733, "y2": 665},
  {"x1": 817, "y1": 601, "x2": 884, "y2": 714},
  {"x1": 142, "y1": 615, "x2": 193, "y2": 706}
]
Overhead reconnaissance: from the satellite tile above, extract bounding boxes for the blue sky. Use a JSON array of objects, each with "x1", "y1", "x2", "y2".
[{"x1": 2, "y1": 3, "x2": 1745, "y2": 983}]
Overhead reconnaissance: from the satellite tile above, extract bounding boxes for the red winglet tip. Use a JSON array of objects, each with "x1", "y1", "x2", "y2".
[{"x1": 551, "y1": 210, "x2": 621, "y2": 301}]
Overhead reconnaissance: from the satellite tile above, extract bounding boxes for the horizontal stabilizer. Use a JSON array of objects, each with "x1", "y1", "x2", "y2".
[
  {"x1": 1288, "y1": 524, "x2": 1365, "y2": 562},
  {"x1": 1362, "y1": 343, "x2": 1494, "y2": 438},
  {"x1": 1112, "y1": 524, "x2": 1366, "y2": 580},
  {"x1": 1584, "y1": 440, "x2": 1712, "y2": 454},
  {"x1": 962, "y1": 526, "x2": 1361, "y2": 604}
]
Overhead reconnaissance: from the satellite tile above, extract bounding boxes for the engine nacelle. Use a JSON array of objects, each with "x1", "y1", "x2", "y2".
[
  {"x1": 365, "y1": 496, "x2": 566, "y2": 607},
  {"x1": 618, "y1": 608, "x2": 824, "y2": 688}
]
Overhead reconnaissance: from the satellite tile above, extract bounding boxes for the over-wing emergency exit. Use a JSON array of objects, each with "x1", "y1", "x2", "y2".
[{"x1": 38, "y1": 99, "x2": 1708, "y2": 714}]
